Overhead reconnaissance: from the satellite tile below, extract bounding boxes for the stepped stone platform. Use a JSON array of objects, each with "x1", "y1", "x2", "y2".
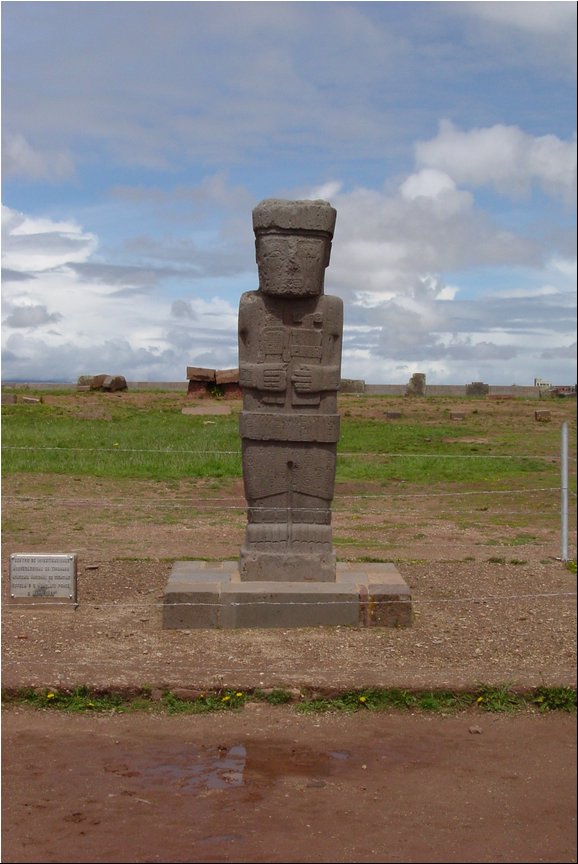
[{"x1": 163, "y1": 561, "x2": 412, "y2": 629}]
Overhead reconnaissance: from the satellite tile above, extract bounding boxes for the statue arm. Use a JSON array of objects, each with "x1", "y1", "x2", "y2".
[
  {"x1": 291, "y1": 364, "x2": 340, "y2": 393},
  {"x1": 240, "y1": 362, "x2": 286, "y2": 391}
]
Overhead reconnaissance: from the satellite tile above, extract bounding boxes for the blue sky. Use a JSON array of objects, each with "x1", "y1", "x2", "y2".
[{"x1": 2, "y1": 1, "x2": 576, "y2": 384}]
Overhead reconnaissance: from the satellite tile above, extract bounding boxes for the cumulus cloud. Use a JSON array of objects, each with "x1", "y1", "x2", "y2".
[
  {"x1": 1, "y1": 204, "x2": 239, "y2": 381},
  {"x1": 416, "y1": 121, "x2": 577, "y2": 203},
  {"x1": 323, "y1": 172, "x2": 541, "y2": 307}
]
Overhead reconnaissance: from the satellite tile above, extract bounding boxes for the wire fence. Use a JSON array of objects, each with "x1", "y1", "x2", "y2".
[{"x1": 2, "y1": 423, "x2": 576, "y2": 616}]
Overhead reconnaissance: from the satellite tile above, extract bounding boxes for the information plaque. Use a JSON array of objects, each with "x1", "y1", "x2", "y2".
[{"x1": 10, "y1": 553, "x2": 77, "y2": 604}]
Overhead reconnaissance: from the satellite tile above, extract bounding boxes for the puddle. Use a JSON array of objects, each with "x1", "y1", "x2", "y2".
[
  {"x1": 141, "y1": 744, "x2": 246, "y2": 792},
  {"x1": 133, "y1": 741, "x2": 353, "y2": 792},
  {"x1": 198, "y1": 833, "x2": 243, "y2": 845},
  {"x1": 329, "y1": 750, "x2": 351, "y2": 761}
]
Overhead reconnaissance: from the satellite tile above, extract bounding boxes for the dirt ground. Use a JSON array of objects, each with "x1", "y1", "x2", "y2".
[
  {"x1": 2, "y1": 706, "x2": 576, "y2": 864},
  {"x1": 2, "y1": 391, "x2": 576, "y2": 862}
]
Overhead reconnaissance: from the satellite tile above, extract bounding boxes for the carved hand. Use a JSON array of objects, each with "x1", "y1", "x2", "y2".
[
  {"x1": 291, "y1": 364, "x2": 320, "y2": 392},
  {"x1": 260, "y1": 364, "x2": 287, "y2": 391}
]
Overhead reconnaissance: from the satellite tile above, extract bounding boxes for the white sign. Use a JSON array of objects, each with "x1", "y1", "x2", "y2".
[{"x1": 10, "y1": 553, "x2": 77, "y2": 602}]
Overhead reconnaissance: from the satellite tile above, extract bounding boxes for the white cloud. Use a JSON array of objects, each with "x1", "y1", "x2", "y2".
[
  {"x1": 400, "y1": 169, "x2": 457, "y2": 200},
  {"x1": 416, "y1": 121, "x2": 577, "y2": 203},
  {"x1": 1, "y1": 205, "x2": 98, "y2": 272},
  {"x1": 1, "y1": 204, "x2": 239, "y2": 381}
]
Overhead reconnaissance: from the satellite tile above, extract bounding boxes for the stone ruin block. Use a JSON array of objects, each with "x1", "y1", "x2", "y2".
[
  {"x1": 340, "y1": 379, "x2": 365, "y2": 394},
  {"x1": 466, "y1": 381, "x2": 489, "y2": 397},
  {"x1": 215, "y1": 368, "x2": 239, "y2": 386},
  {"x1": 406, "y1": 373, "x2": 426, "y2": 396},
  {"x1": 186, "y1": 366, "x2": 216, "y2": 383},
  {"x1": 78, "y1": 374, "x2": 127, "y2": 392},
  {"x1": 216, "y1": 368, "x2": 241, "y2": 398},
  {"x1": 186, "y1": 367, "x2": 241, "y2": 398}
]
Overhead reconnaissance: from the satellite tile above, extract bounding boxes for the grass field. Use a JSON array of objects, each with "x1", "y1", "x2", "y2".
[
  {"x1": 1, "y1": 387, "x2": 576, "y2": 565},
  {"x1": 1, "y1": 388, "x2": 571, "y2": 487}
]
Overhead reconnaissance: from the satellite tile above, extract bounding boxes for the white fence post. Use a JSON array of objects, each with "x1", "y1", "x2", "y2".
[{"x1": 561, "y1": 421, "x2": 569, "y2": 562}]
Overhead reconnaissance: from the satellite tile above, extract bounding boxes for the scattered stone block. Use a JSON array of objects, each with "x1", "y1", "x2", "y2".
[
  {"x1": 21, "y1": 396, "x2": 43, "y2": 404},
  {"x1": 187, "y1": 380, "x2": 210, "y2": 397},
  {"x1": 340, "y1": 379, "x2": 365, "y2": 394},
  {"x1": 450, "y1": 412, "x2": 465, "y2": 420},
  {"x1": 215, "y1": 368, "x2": 239, "y2": 386},
  {"x1": 181, "y1": 404, "x2": 231, "y2": 415},
  {"x1": 186, "y1": 367, "x2": 241, "y2": 398},
  {"x1": 535, "y1": 410, "x2": 551, "y2": 422},
  {"x1": 186, "y1": 367, "x2": 216, "y2": 383},
  {"x1": 406, "y1": 372, "x2": 426, "y2": 396},
  {"x1": 87, "y1": 374, "x2": 127, "y2": 391}
]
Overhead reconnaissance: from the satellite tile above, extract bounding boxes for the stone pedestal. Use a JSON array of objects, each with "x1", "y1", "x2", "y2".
[{"x1": 163, "y1": 561, "x2": 412, "y2": 630}]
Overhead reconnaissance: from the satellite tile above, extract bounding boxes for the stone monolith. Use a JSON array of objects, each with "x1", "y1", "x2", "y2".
[{"x1": 238, "y1": 199, "x2": 342, "y2": 582}]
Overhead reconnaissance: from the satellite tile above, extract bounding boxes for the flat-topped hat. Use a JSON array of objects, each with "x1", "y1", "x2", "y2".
[{"x1": 252, "y1": 199, "x2": 336, "y2": 237}]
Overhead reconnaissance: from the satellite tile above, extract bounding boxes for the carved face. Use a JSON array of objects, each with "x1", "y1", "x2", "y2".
[{"x1": 256, "y1": 234, "x2": 330, "y2": 297}]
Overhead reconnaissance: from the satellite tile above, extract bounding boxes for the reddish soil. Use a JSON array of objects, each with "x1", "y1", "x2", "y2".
[{"x1": 2, "y1": 706, "x2": 576, "y2": 864}]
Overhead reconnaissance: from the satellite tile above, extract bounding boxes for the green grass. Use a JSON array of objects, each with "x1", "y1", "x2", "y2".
[
  {"x1": 1, "y1": 404, "x2": 242, "y2": 480},
  {"x1": 3, "y1": 685, "x2": 575, "y2": 714},
  {"x1": 1, "y1": 402, "x2": 554, "y2": 485}
]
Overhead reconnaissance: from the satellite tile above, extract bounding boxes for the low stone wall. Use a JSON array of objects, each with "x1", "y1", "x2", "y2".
[{"x1": 363, "y1": 383, "x2": 543, "y2": 399}]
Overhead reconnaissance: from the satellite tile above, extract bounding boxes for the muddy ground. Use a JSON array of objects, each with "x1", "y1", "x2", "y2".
[{"x1": 2, "y1": 706, "x2": 576, "y2": 864}]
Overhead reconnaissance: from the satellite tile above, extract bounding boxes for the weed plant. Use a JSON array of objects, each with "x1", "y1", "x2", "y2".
[{"x1": 4, "y1": 685, "x2": 575, "y2": 714}]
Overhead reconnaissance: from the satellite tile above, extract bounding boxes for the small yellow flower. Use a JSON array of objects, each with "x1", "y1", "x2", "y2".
[
  {"x1": 46, "y1": 692, "x2": 55, "y2": 699},
  {"x1": 235, "y1": 692, "x2": 243, "y2": 697},
  {"x1": 358, "y1": 695, "x2": 367, "y2": 702},
  {"x1": 476, "y1": 696, "x2": 484, "y2": 703},
  {"x1": 222, "y1": 695, "x2": 231, "y2": 702}
]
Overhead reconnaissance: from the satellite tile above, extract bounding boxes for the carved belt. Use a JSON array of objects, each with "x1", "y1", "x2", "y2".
[{"x1": 240, "y1": 412, "x2": 340, "y2": 442}]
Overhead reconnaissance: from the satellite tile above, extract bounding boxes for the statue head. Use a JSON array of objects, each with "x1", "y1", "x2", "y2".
[{"x1": 252, "y1": 199, "x2": 336, "y2": 297}]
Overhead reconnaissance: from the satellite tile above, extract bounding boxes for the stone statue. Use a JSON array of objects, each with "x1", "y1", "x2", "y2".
[{"x1": 238, "y1": 199, "x2": 342, "y2": 582}]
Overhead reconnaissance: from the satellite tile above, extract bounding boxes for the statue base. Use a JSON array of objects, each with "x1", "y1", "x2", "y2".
[
  {"x1": 239, "y1": 549, "x2": 336, "y2": 582},
  {"x1": 162, "y1": 561, "x2": 412, "y2": 629}
]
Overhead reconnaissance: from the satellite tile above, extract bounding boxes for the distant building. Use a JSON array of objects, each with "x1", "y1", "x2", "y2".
[{"x1": 534, "y1": 377, "x2": 551, "y2": 388}]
